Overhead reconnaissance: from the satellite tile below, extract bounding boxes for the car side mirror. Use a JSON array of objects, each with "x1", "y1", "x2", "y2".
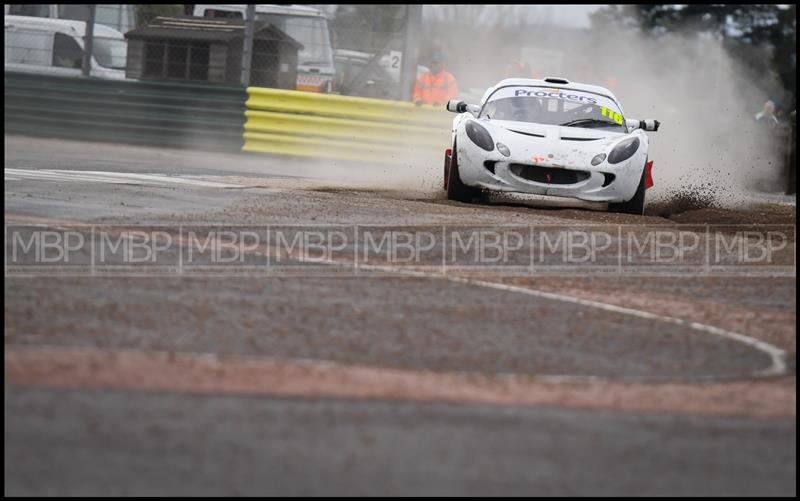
[
  {"x1": 446, "y1": 100, "x2": 480, "y2": 116},
  {"x1": 627, "y1": 118, "x2": 660, "y2": 132}
]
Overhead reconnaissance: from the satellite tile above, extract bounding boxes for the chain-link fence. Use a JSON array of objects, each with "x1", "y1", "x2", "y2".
[
  {"x1": 317, "y1": 5, "x2": 410, "y2": 100},
  {"x1": 4, "y1": 4, "x2": 424, "y2": 101}
]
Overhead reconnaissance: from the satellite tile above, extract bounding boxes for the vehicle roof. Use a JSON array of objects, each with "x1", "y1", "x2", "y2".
[
  {"x1": 198, "y1": 4, "x2": 326, "y2": 18},
  {"x1": 334, "y1": 49, "x2": 372, "y2": 60},
  {"x1": 483, "y1": 77, "x2": 620, "y2": 106},
  {"x1": 333, "y1": 50, "x2": 429, "y2": 75},
  {"x1": 4, "y1": 15, "x2": 125, "y2": 38},
  {"x1": 125, "y1": 17, "x2": 304, "y2": 48}
]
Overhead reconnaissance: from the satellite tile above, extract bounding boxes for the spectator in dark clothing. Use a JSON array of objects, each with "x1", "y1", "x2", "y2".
[{"x1": 754, "y1": 100, "x2": 780, "y2": 126}]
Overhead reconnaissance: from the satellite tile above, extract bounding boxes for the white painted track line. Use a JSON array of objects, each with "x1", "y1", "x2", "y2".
[
  {"x1": 4, "y1": 168, "x2": 241, "y2": 188},
  {"x1": 336, "y1": 263, "x2": 790, "y2": 380}
]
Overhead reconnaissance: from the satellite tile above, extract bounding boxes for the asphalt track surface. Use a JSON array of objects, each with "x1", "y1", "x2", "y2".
[{"x1": 4, "y1": 135, "x2": 796, "y2": 495}]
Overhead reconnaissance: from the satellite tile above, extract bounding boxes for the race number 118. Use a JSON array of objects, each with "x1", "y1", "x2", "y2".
[{"x1": 601, "y1": 106, "x2": 624, "y2": 125}]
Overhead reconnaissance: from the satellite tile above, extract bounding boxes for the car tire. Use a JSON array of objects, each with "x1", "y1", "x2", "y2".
[
  {"x1": 608, "y1": 166, "x2": 646, "y2": 215},
  {"x1": 446, "y1": 141, "x2": 481, "y2": 203}
]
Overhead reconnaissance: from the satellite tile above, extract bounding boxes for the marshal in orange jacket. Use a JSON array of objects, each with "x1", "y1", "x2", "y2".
[{"x1": 412, "y1": 70, "x2": 459, "y2": 106}]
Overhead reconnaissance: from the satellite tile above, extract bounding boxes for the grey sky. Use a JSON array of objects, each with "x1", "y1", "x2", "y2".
[
  {"x1": 522, "y1": 4, "x2": 602, "y2": 28},
  {"x1": 422, "y1": 5, "x2": 603, "y2": 28}
]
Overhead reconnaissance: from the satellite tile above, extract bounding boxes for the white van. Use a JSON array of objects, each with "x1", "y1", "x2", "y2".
[
  {"x1": 4, "y1": 15, "x2": 127, "y2": 79},
  {"x1": 194, "y1": 4, "x2": 336, "y2": 92},
  {"x1": 4, "y1": 4, "x2": 137, "y2": 34}
]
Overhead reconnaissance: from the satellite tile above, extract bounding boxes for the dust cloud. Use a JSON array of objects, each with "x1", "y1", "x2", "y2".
[
  {"x1": 581, "y1": 30, "x2": 787, "y2": 210},
  {"x1": 187, "y1": 10, "x2": 790, "y2": 209},
  {"x1": 429, "y1": 12, "x2": 789, "y2": 210}
]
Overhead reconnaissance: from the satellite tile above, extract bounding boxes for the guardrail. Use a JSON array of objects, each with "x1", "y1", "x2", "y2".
[
  {"x1": 243, "y1": 87, "x2": 453, "y2": 164},
  {"x1": 5, "y1": 72, "x2": 454, "y2": 164},
  {"x1": 4, "y1": 72, "x2": 247, "y2": 151}
]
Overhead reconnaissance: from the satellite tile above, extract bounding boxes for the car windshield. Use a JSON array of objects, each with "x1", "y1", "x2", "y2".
[
  {"x1": 92, "y1": 37, "x2": 126, "y2": 70},
  {"x1": 480, "y1": 86, "x2": 627, "y2": 133},
  {"x1": 256, "y1": 13, "x2": 333, "y2": 68}
]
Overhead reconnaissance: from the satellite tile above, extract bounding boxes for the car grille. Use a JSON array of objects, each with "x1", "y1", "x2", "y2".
[{"x1": 509, "y1": 164, "x2": 590, "y2": 185}]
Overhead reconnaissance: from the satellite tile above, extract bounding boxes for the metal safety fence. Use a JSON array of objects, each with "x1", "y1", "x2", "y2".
[
  {"x1": 4, "y1": 71, "x2": 246, "y2": 150},
  {"x1": 4, "y1": 69, "x2": 452, "y2": 160}
]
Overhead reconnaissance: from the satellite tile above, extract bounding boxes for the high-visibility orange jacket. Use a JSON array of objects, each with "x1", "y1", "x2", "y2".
[{"x1": 412, "y1": 70, "x2": 459, "y2": 106}]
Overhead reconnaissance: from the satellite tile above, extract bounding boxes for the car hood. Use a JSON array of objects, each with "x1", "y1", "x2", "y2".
[
  {"x1": 489, "y1": 120, "x2": 624, "y2": 142},
  {"x1": 473, "y1": 119, "x2": 638, "y2": 168}
]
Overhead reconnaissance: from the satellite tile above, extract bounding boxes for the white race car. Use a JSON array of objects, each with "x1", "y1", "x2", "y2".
[{"x1": 444, "y1": 77, "x2": 660, "y2": 214}]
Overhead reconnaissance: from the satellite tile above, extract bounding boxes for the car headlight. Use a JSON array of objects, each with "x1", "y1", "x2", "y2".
[
  {"x1": 608, "y1": 137, "x2": 640, "y2": 164},
  {"x1": 496, "y1": 142, "x2": 510, "y2": 157},
  {"x1": 591, "y1": 153, "x2": 606, "y2": 166},
  {"x1": 465, "y1": 121, "x2": 494, "y2": 151}
]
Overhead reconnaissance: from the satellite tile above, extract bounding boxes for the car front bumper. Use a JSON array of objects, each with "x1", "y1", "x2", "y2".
[{"x1": 455, "y1": 132, "x2": 645, "y2": 204}]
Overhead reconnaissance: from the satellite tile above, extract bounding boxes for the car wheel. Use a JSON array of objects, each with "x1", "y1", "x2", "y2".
[
  {"x1": 446, "y1": 140, "x2": 481, "y2": 203},
  {"x1": 608, "y1": 167, "x2": 646, "y2": 215}
]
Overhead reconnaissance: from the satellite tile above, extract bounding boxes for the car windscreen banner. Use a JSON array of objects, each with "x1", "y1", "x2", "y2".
[{"x1": 488, "y1": 86, "x2": 623, "y2": 115}]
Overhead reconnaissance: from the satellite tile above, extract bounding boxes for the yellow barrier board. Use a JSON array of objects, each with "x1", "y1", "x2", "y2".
[
  {"x1": 245, "y1": 110, "x2": 447, "y2": 147},
  {"x1": 243, "y1": 131, "x2": 439, "y2": 164},
  {"x1": 243, "y1": 87, "x2": 454, "y2": 163},
  {"x1": 246, "y1": 87, "x2": 452, "y2": 126}
]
